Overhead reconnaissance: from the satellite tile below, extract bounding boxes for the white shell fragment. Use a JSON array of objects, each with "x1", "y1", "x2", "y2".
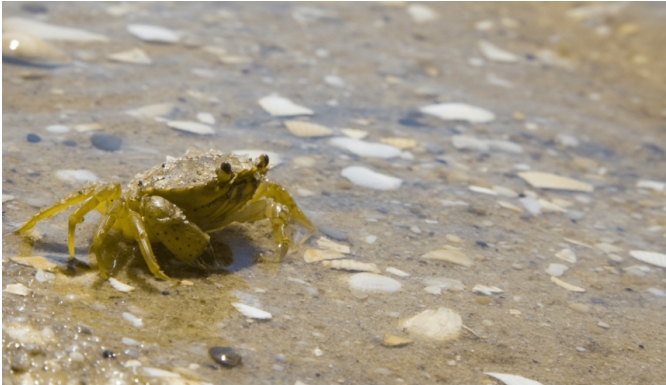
[
  {"x1": 550, "y1": 276, "x2": 585, "y2": 292},
  {"x1": 420, "y1": 103, "x2": 496, "y2": 123},
  {"x1": 478, "y1": 40, "x2": 520, "y2": 63},
  {"x1": 166, "y1": 121, "x2": 215, "y2": 135},
  {"x1": 555, "y1": 248, "x2": 577, "y2": 263},
  {"x1": 231, "y1": 303, "x2": 273, "y2": 320},
  {"x1": 122, "y1": 312, "x2": 143, "y2": 328},
  {"x1": 4, "y1": 283, "x2": 31, "y2": 296},
  {"x1": 330, "y1": 137, "x2": 401, "y2": 159},
  {"x1": 258, "y1": 95, "x2": 314, "y2": 117},
  {"x1": 423, "y1": 277, "x2": 465, "y2": 291},
  {"x1": 284, "y1": 120, "x2": 333, "y2": 137},
  {"x1": 341, "y1": 166, "x2": 402, "y2": 191},
  {"x1": 545, "y1": 263, "x2": 569, "y2": 277},
  {"x1": 303, "y1": 248, "x2": 346, "y2": 263},
  {"x1": 518, "y1": 171, "x2": 593, "y2": 192},
  {"x1": 472, "y1": 284, "x2": 504, "y2": 296},
  {"x1": 2, "y1": 32, "x2": 70, "y2": 65},
  {"x1": 10, "y1": 256, "x2": 58, "y2": 271},
  {"x1": 109, "y1": 278, "x2": 135, "y2": 292},
  {"x1": 107, "y1": 48, "x2": 152, "y2": 65},
  {"x1": 485, "y1": 373, "x2": 544, "y2": 385},
  {"x1": 4, "y1": 17, "x2": 109, "y2": 42},
  {"x1": 379, "y1": 137, "x2": 418, "y2": 149},
  {"x1": 322, "y1": 259, "x2": 380, "y2": 274},
  {"x1": 407, "y1": 4, "x2": 438, "y2": 23},
  {"x1": 126, "y1": 103, "x2": 174, "y2": 119},
  {"x1": 316, "y1": 237, "x2": 351, "y2": 254},
  {"x1": 196, "y1": 112, "x2": 215, "y2": 124},
  {"x1": 55, "y1": 169, "x2": 99, "y2": 184},
  {"x1": 421, "y1": 248, "x2": 474, "y2": 267},
  {"x1": 340, "y1": 128, "x2": 368, "y2": 140},
  {"x1": 636, "y1": 180, "x2": 665, "y2": 192},
  {"x1": 400, "y1": 307, "x2": 462, "y2": 342},
  {"x1": 127, "y1": 24, "x2": 180, "y2": 43},
  {"x1": 348, "y1": 273, "x2": 401, "y2": 293},
  {"x1": 629, "y1": 251, "x2": 666, "y2": 269},
  {"x1": 386, "y1": 267, "x2": 410, "y2": 277}
]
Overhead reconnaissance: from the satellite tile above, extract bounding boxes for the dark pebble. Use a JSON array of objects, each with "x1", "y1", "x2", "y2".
[
  {"x1": 91, "y1": 133, "x2": 122, "y2": 152},
  {"x1": 62, "y1": 140, "x2": 76, "y2": 147},
  {"x1": 102, "y1": 350, "x2": 116, "y2": 359},
  {"x1": 26, "y1": 134, "x2": 41, "y2": 143},
  {"x1": 318, "y1": 226, "x2": 348, "y2": 241},
  {"x1": 209, "y1": 346, "x2": 242, "y2": 368},
  {"x1": 475, "y1": 241, "x2": 489, "y2": 248},
  {"x1": 76, "y1": 324, "x2": 93, "y2": 335}
]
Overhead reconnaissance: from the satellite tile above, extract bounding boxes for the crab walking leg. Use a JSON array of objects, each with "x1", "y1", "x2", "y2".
[
  {"x1": 66, "y1": 183, "x2": 122, "y2": 257},
  {"x1": 16, "y1": 183, "x2": 120, "y2": 235},
  {"x1": 89, "y1": 199, "x2": 123, "y2": 278},
  {"x1": 250, "y1": 181, "x2": 317, "y2": 244},
  {"x1": 126, "y1": 211, "x2": 169, "y2": 280}
]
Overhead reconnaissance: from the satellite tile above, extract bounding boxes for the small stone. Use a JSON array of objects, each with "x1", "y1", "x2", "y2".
[
  {"x1": 107, "y1": 48, "x2": 152, "y2": 64},
  {"x1": 478, "y1": 40, "x2": 520, "y2": 63},
  {"x1": 597, "y1": 322, "x2": 610, "y2": 329},
  {"x1": 545, "y1": 263, "x2": 569, "y2": 277},
  {"x1": 4, "y1": 283, "x2": 31, "y2": 296},
  {"x1": 555, "y1": 249, "x2": 577, "y2": 263},
  {"x1": 127, "y1": 24, "x2": 179, "y2": 43},
  {"x1": 91, "y1": 133, "x2": 122, "y2": 152},
  {"x1": 341, "y1": 166, "x2": 402, "y2": 191},
  {"x1": 576, "y1": 347, "x2": 586, "y2": 352},
  {"x1": 209, "y1": 346, "x2": 242, "y2": 368},
  {"x1": 46, "y1": 124, "x2": 69, "y2": 133},
  {"x1": 166, "y1": 121, "x2": 215, "y2": 135},
  {"x1": 569, "y1": 303, "x2": 589, "y2": 313},
  {"x1": 26, "y1": 133, "x2": 41, "y2": 143},
  {"x1": 382, "y1": 334, "x2": 413, "y2": 347}
]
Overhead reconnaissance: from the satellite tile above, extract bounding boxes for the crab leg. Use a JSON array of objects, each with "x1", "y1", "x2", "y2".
[{"x1": 126, "y1": 211, "x2": 169, "y2": 280}]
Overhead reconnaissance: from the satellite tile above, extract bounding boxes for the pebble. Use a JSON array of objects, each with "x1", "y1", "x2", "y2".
[
  {"x1": 385, "y1": 267, "x2": 410, "y2": 277},
  {"x1": 555, "y1": 249, "x2": 577, "y2": 263},
  {"x1": 4, "y1": 17, "x2": 109, "y2": 42},
  {"x1": 74, "y1": 123, "x2": 103, "y2": 132},
  {"x1": 576, "y1": 347, "x2": 586, "y2": 352},
  {"x1": 545, "y1": 263, "x2": 569, "y2": 277},
  {"x1": 109, "y1": 278, "x2": 135, "y2": 292},
  {"x1": 330, "y1": 137, "x2": 401, "y2": 159},
  {"x1": 91, "y1": 133, "x2": 122, "y2": 151},
  {"x1": 382, "y1": 334, "x2": 413, "y2": 347},
  {"x1": 478, "y1": 40, "x2": 520, "y2": 63},
  {"x1": 26, "y1": 133, "x2": 41, "y2": 143},
  {"x1": 209, "y1": 346, "x2": 242, "y2": 368},
  {"x1": 127, "y1": 24, "x2": 180, "y2": 43},
  {"x1": 34, "y1": 269, "x2": 55, "y2": 283},
  {"x1": 636, "y1": 180, "x2": 665, "y2": 192},
  {"x1": 258, "y1": 95, "x2": 314, "y2": 117},
  {"x1": 107, "y1": 48, "x2": 152, "y2": 65},
  {"x1": 421, "y1": 247, "x2": 474, "y2": 267},
  {"x1": 196, "y1": 112, "x2": 215, "y2": 124},
  {"x1": 231, "y1": 303, "x2": 272, "y2": 320},
  {"x1": 126, "y1": 103, "x2": 175, "y2": 119},
  {"x1": 2, "y1": 32, "x2": 70, "y2": 65},
  {"x1": 4, "y1": 283, "x2": 31, "y2": 296},
  {"x1": 166, "y1": 120, "x2": 215, "y2": 135},
  {"x1": 518, "y1": 171, "x2": 593, "y2": 192},
  {"x1": 597, "y1": 321, "x2": 610, "y2": 329},
  {"x1": 348, "y1": 273, "x2": 401, "y2": 293},
  {"x1": 647, "y1": 288, "x2": 666, "y2": 297},
  {"x1": 341, "y1": 166, "x2": 402, "y2": 191},
  {"x1": 557, "y1": 134, "x2": 580, "y2": 147},
  {"x1": 420, "y1": 103, "x2": 496, "y2": 123},
  {"x1": 324, "y1": 75, "x2": 345, "y2": 87},
  {"x1": 365, "y1": 235, "x2": 377, "y2": 244},
  {"x1": 569, "y1": 303, "x2": 589, "y2": 313},
  {"x1": 122, "y1": 312, "x2": 143, "y2": 328},
  {"x1": 452, "y1": 135, "x2": 489, "y2": 152},
  {"x1": 400, "y1": 307, "x2": 462, "y2": 342},
  {"x1": 55, "y1": 169, "x2": 99, "y2": 184},
  {"x1": 46, "y1": 124, "x2": 70, "y2": 133},
  {"x1": 485, "y1": 373, "x2": 544, "y2": 385},
  {"x1": 629, "y1": 250, "x2": 666, "y2": 268},
  {"x1": 341, "y1": 128, "x2": 368, "y2": 139},
  {"x1": 285, "y1": 120, "x2": 333, "y2": 137},
  {"x1": 407, "y1": 4, "x2": 438, "y2": 23}
]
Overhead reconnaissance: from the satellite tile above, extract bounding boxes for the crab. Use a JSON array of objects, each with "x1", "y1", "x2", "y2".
[{"x1": 16, "y1": 150, "x2": 316, "y2": 280}]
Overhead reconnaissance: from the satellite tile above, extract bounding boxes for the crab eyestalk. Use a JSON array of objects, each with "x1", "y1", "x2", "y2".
[{"x1": 216, "y1": 161, "x2": 233, "y2": 182}]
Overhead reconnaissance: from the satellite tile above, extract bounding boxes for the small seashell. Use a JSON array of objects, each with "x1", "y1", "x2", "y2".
[
  {"x1": 340, "y1": 128, "x2": 368, "y2": 139},
  {"x1": 231, "y1": 303, "x2": 272, "y2": 320},
  {"x1": 4, "y1": 283, "x2": 31, "y2": 296},
  {"x1": 316, "y1": 237, "x2": 350, "y2": 254},
  {"x1": 196, "y1": 112, "x2": 215, "y2": 124},
  {"x1": 55, "y1": 169, "x2": 99, "y2": 184},
  {"x1": 166, "y1": 120, "x2": 215, "y2": 135},
  {"x1": 122, "y1": 312, "x2": 143, "y2": 328},
  {"x1": 595, "y1": 243, "x2": 623, "y2": 253},
  {"x1": 424, "y1": 286, "x2": 442, "y2": 295},
  {"x1": 2, "y1": 32, "x2": 70, "y2": 65},
  {"x1": 498, "y1": 200, "x2": 523, "y2": 214},
  {"x1": 485, "y1": 372, "x2": 544, "y2": 385},
  {"x1": 468, "y1": 185, "x2": 497, "y2": 196},
  {"x1": 107, "y1": 48, "x2": 152, "y2": 65},
  {"x1": 284, "y1": 120, "x2": 333, "y2": 137},
  {"x1": 421, "y1": 247, "x2": 474, "y2": 267},
  {"x1": 472, "y1": 284, "x2": 503, "y2": 296},
  {"x1": 74, "y1": 123, "x2": 103, "y2": 132},
  {"x1": 550, "y1": 276, "x2": 585, "y2": 292},
  {"x1": 258, "y1": 95, "x2": 313, "y2": 117},
  {"x1": 109, "y1": 278, "x2": 135, "y2": 292},
  {"x1": 636, "y1": 180, "x2": 665, "y2": 192},
  {"x1": 3, "y1": 17, "x2": 109, "y2": 42},
  {"x1": 218, "y1": 55, "x2": 252, "y2": 64},
  {"x1": 127, "y1": 24, "x2": 180, "y2": 43},
  {"x1": 423, "y1": 277, "x2": 465, "y2": 291},
  {"x1": 518, "y1": 171, "x2": 593, "y2": 192},
  {"x1": 407, "y1": 4, "x2": 438, "y2": 23},
  {"x1": 382, "y1": 334, "x2": 413, "y2": 347},
  {"x1": 420, "y1": 103, "x2": 495, "y2": 123},
  {"x1": 348, "y1": 273, "x2": 401, "y2": 293},
  {"x1": 330, "y1": 137, "x2": 401, "y2": 159},
  {"x1": 545, "y1": 263, "x2": 569, "y2": 277},
  {"x1": 304, "y1": 248, "x2": 345, "y2": 263},
  {"x1": 10, "y1": 256, "x2": 58, "y2": 271},
  {"x1": 555, "y1": 248, "x2": 577, "y2": 263},
  {"x1": 385, "y1": 267, "x2": 410, "y2": 277},
  {"x1": 126, "y1": 103, "x2": 174, "y2": 119},
  {"x1": 400, "y1": 307, "x2": 462, "y2": 342},
  {"x1": 322, "y1": 259, "x2": 380, "y2": 274},
  {"x1": 341, "y1": 166, "x2": 402, "y2": 191},
  {"x1": 478, "y1": 40, "x2": 520, "y2": 63},
  {"x1": 379, "y1": 137, "x2": 418, "y2": 149},
  {"x1": 629, "y1": 251, "x2": 666, "y2": 268}
]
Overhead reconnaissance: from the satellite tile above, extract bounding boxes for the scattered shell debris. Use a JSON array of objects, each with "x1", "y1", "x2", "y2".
[
  {"x1": 478, "y1": 40, "x2": 521, "y2": 63},
  {"x1": 485, "y1": 372, "x2": 544, "y2": 385},
  {"x1": 341, "y1": 166, "x2": 402, "y2": 191},
  {"x1": 4, "y1": 17, "x2": 109, "y2": 42},
  {"x1": 127, "y1": 24, "x2": 180, "y2": 43},
  {"x1": 419, "y1": 103, "x2": 496, "y2": 123},
  {"x1": 400, "y1": 307, "x2": 462, "y2": 342},
  {"x1": 284, "y1": 120, "x2": 333, "y2": 137},
  {"x1": 348, "y1": 273, "x2": 402, "y2": 294},
  {"x1": 340, "y1": 128, "x2": 369, "y2": 139},
  {"x1": 109, "y1": 278, "x2": 135, "y2": 292},
  {"x1": 629, "y1": 251, "x2": 666, "y2": 268},
  {"x1": 231, "y1": 303, "x2": 273, "y2": 320},
  {"x1": 55, "y1": 169, "x2": 99, "y2": 184},
  {"x1": 304, "y1": 248, "x2": 346, "y2": 263},
  {"x1": 258, "y1": 95, "x2": 314, "y2": 116},
  {"x1": 379, "y1": 137, "x2": 418, "y2": 149},
  {"x1": 518, "y1": 171, "x2": 594, "y2": 192},
  {"x1": 126, "y1": 103, "x2": 174, "y2": 119},
  {"x1": 330, "y1": 137, "x2": 401, "y2": 159},
  {"x1": 472, "y1": 284, "x2": 504, "y2": 296},
  {"x1": 322, "y1": 259, "x2": 381, "y2": 273},
  {"x1": 382, "y1": 334, "x2": 413, "y2": 347},
  {"x1": 316, "y1": 237, "x2": 350, "y2": 254},
  {"x1": 2, "y1": 32, "x2": 71, "y2": 65},
  {"x1": 4, "y1": 283, "x2": 31, "y2": 296},
  {"x1": 166, "y1": 120, "x2": 215, "y2": 135},
  {"x1": 555, "y1": 248, "x2": 577, "y2": 263},
  {"x1": 550, "y1": 276, "x2": 585, "y2": 292},
  {"x1": 421, "y1": 247, "x2": 474, "y2": 267},
  {"x1": 107, "y1": 48, "x2": 152, "y2": 65}
]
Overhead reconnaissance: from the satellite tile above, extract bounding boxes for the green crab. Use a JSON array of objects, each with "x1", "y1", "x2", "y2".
[{"x1": 16, "y1": 150, "x2": 316, "y2": 279}]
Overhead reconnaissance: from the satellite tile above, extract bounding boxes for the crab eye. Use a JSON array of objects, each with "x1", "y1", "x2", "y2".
[
  {"x1": 257, "y1": 154, "x2": 269, "y2": 169},
  {"x1": 220, "y1": 161, "x2": 232, "y2": 175}
]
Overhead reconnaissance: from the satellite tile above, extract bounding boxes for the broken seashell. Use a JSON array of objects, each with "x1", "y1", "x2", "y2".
[
  {"x1": 400, "y1": 307, "x2": 462, "y2": 342},
  {"x1": 166, "y1": 121, "x2": 215, "y2": 135},
  {"x1": 109, "y1": 278, "x2": 135, "y2": 292},
  {"x1": 258, "y1": 95, "x2": 313, "y2": 117},
  {"x1": 341, "y1": 166, "x2": 402, "y2": 191},
  {"x1": 382, "y1": 334, "x2": 413, "y2": 347},
  {"x1": 316, "y1": 237, "x2": 350, "y2": 254},
  {"x1": 107, "y1": 48, "x2": 151, "y2": 65},
  {"x1": 340, "y1": 128, "x2": 368, "y2": 139},
  {"x1": 322, "y1": 259, "x2": 380, "y2": 273},
  {"x1": 421, "y1": 247, "x2": 473, "y2": 267},
  {"x1": 3, "y1": 17, "x2": 109, "y2": 42},
  {"x1": 555, "y1": 248, "x2": 577, "y2": 263},
  {"x1": 478, "y1": 40, "x2": 520, "y2": 63},
  {"x1": 284, "y1": 120, "x2": 333, "y2": 137},
  {"x1": 472, "y1": 284, "x2": 504, "y2": 296},
  {"x1": 231, "y1": 303, "x2": 272, "y2": 320},
  {"x1": 518, "y1": 171, "x2": 593, "y2": 192},
  {"x1": 485, "y1": 372, "x2": 544, "y2": 385},
  {"x1": 348, "y1": 273, "x2": 401, "y2": 293},
  {"x1": 379, "y1": 137, "x2": 418, "y2": 149},
  {"x1": 629, "y1": 250, "x2": 666, "y2": 268},
  {"x1": 127, "y1": 24, "x2": 179, "y2": 43},
  {"x1": 419, "y1": 103, "x2": 495, "y2": 123},
  {"x1": 550, "y1": 276, "x2": 585, "y2": 292},
  {"x1": 304, "y1": 248, "x2": 345, "y2": 263}
]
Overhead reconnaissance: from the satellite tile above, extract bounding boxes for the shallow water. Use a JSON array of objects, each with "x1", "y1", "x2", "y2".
[{"x1": 3, "y1": 2, "x2": 666, "y2": 385}]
